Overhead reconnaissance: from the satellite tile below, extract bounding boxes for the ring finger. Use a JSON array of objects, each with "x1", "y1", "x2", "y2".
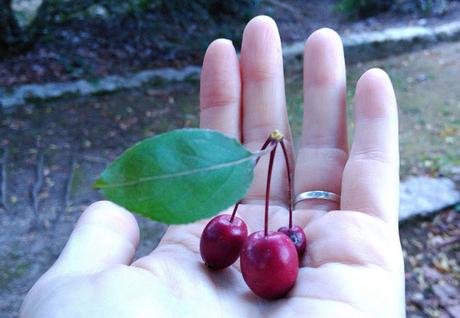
[{"x1": 294, "y1": 28, "x2": 348, "y2": 215}]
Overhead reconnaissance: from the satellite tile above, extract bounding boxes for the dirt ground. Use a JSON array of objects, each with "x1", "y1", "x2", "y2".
[
  {"x1": 0, "y1": 83, "x2": 196, "y2": 316},
  {"x1": 1, "y1": 41, "x2": 459, "y2": 317},
  {"x1": 285, "y1": 41, "x2": 460, "y2": 178},
  {"x1": 1, "y1": 0, "x2": 459, "y2": 87},
  {"x1": 402, "y1": 208, "x2": 460, "y2": 318}
]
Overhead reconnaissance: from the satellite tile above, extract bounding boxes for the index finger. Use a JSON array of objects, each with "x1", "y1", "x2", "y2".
[
  {"x1": 340, "y1": 69, "x2": 399, "y2": 224},
  {"x1": 200, "y1": 38, "x2": 241, "y2": 140}
]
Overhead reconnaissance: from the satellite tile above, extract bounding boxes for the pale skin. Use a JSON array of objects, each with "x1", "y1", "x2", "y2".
[{"x1": 20, "y1": 16, "x2": 405, "y2": 318}]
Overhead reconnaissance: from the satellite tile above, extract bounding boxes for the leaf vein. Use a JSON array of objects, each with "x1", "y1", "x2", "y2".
[{"x1": 97, "y1": 155, "x2": 255, "y2": 189}]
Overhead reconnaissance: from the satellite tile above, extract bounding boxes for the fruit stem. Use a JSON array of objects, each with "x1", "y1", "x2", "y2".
[
  {"x1": 231, "y1": 135, "x2": 273, "y2": 223},
  {"x1": 229, "y1": 201, "x2": 239, "y2": 223},
  {"x1": 280, "y1": 139, "x2": 293, "y2": 228},
  {"x1": 264, "y1": 143, "x2": 277, "y2": 236}
]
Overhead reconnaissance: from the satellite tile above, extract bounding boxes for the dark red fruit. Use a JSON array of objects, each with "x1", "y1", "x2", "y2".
[
  {"x1": 200, "y1": 214, "x2": 248, "y2": 269},
  {"x1": 240, "y1": 231, "x2": 298, "y2": 299},
  {"x1": 278, "y1": 225, "x2": 307, "y2": 258}
]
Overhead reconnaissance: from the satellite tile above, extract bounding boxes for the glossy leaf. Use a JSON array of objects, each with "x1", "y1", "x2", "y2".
[{"x1": 94, "y1": 129, "x2": 255, "y2": 224}]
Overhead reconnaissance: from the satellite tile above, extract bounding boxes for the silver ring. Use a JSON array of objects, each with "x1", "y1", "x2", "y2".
[{"x1": 294, "y1": 191, "x2": 340, "y2": 206}]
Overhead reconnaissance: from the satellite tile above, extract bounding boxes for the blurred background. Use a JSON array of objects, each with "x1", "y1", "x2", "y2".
[{"x1": 1, "y1": 0, "x2": 459, "y2": 317}]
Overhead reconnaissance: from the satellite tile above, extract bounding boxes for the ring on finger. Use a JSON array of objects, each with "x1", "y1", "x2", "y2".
[{"x1": 294, "y1": 191, "x2": 340, "y2": 208}]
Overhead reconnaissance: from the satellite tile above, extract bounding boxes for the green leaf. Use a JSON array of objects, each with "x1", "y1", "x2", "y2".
[{"x1": 94, "y1": 129, "x2": 255, "y2": 224}]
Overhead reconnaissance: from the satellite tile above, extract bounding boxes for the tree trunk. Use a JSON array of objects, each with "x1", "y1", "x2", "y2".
[{"x1": 0, "y1": 0, "x2": 50, "y2": 56}]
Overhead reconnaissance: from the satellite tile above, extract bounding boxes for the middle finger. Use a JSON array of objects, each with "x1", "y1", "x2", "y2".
[{"x1": 240, "y1": 16, "x2": 292, "y2": 206}]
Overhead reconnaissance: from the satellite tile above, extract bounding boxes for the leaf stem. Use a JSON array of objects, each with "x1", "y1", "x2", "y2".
[
  {"x1": 280, "y1": 139, "x2": 293, "y2": 228},
  {"x1": 255, "y1": 136, "x2": 273, "y2": 164},
  {"x1": 264, "y1": 143, "x2": 277, "y2": 236},
  {"x1": 252, "y1": 140, "x2": 277, "y2": 161}
]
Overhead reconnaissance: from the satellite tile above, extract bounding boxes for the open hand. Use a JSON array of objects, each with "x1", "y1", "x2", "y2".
[{"x1": 20, "y1": 16, "x2": 405, "y2": 318}]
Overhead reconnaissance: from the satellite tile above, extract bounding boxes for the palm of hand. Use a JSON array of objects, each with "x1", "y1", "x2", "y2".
[
  {"x1": 21, "y1": 16, "x2": 405, "y2": 318},
  {"x1": 22, "y1": 206, "x2": 403, "y2": 317}
]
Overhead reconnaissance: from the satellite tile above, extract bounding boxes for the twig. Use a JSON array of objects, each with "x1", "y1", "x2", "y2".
[
  {"x1": 0, "y1": 147, "x2": 9, "y2": 211},
  {"x1": 437, "y1": 236, "x2": 460, "y2": 248},
  {"x1": 31, "y1": 153, "x2": 44, "y2": 219},
  {"x1": 54, "y1": 156, "x2": 76, "y2": 225},
  {"x1": 81, "y1": 154, "x2": 109, "y2": 164},
  {"x1": 64, "y1": 156, "x2": 76, "y2": 209}
]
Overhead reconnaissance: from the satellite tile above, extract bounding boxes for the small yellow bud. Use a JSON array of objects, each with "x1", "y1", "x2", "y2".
[{"x1": 270, "y1": 130, "x2": 284, "y2": 141}]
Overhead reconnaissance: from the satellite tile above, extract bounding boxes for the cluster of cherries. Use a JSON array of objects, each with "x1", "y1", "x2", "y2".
[{"x1": 199, "y1": 131, "x2": 307, "y2": 299}]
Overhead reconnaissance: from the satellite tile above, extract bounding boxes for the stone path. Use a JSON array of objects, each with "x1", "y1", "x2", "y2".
[{"x1": 2, "y1": 21, "x2": 460, "y2": 109}]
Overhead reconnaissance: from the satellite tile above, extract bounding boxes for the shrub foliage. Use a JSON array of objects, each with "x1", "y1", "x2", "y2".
[{"x1": 0, "y1": 0, "x2": 260, "y2": 55}]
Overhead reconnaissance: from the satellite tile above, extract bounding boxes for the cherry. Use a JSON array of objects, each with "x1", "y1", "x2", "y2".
[
  {"x1": 200, "y1": 214, "x2": 248, "y2": 269},
  {"x1": 200, "y1": 131, "x2": 304, "y2": 299},
  {"x1": 200, "y1": 136, "x2": 274, "y2": 270},
  {"x1": 240, "y1": 231, "x2": 298, "y2": 299},
  {"x1": 278, "y1": 225, "x2": 307, "y2": 257},
  {"x1": 241, "y1": 138, "x2": 298, "y2": 299}
]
